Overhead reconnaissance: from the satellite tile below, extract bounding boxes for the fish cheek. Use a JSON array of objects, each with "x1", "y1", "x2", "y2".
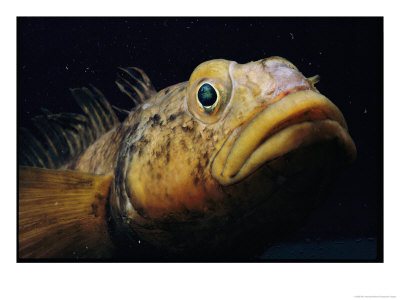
[{"x1": 126, "y1": 135, "x2": 219, "y2": 220}]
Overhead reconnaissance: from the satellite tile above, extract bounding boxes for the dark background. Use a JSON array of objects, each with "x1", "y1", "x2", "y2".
[{"x1": 17, "y1": 17, "x2": 383, "y2": 261}]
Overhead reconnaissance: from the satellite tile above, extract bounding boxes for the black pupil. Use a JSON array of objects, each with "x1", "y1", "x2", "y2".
[{"x1": 197, "y1": 83, "x2": 217, "y2": 107}]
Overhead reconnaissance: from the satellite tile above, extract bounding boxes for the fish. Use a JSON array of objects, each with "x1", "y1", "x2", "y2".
[{"x1": 18, "y1": 56, "x2": 356, "y2": 260}]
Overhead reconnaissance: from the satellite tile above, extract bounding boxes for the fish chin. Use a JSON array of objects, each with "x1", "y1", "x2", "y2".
[{"x1": 211, "y1": 90, "x2": 356, "y2": 186}]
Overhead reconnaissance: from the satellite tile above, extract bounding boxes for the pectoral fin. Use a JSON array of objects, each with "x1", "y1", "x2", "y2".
[{"x1": 18, "y1": 166, "x2": 114, "y2": 260}]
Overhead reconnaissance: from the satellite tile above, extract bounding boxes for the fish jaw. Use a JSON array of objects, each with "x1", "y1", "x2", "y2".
[{"x1": 211, "y1": 89, "x2": 357, "y2": 186}]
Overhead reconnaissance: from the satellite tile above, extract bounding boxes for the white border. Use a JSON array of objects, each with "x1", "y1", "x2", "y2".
[{"x1": 2, "y1": 1, "x2": 398, "y2": 300}]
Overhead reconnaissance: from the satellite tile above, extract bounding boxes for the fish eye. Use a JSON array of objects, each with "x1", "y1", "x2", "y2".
[{"x1": 196, "y1": 82, "x2": 221, "y2": 113}]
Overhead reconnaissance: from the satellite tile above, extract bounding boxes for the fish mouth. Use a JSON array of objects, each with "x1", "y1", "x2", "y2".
[{"x1": 211, "y1": 89, "x2": 357, "y2": 186}]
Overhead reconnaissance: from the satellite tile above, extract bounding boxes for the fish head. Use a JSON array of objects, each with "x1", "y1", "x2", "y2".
[{"x1": 117, "y1": 57, "x2": 356, "y2": 254}]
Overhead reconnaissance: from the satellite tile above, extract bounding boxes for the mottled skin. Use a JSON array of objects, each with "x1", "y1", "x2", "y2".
[{"x1": 68, "y1": 57, "x2": 356, "y2": 256}]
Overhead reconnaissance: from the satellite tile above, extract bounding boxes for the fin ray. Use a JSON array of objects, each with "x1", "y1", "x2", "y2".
[
  {"x1": 112, "y1": 105, "x2": 130, "y2": 115},
  {"x1": 118, "y1": 76, "x2": 146, "y2": 103},
  {"x1": 19, "y1": 86, "x2": 120, "y2": 169},
  {"x1": 116, "y1": 67, "x2": 156, "y2": 104},
  {"x1": 90, "y1": 85, "x2": 119, "y2": 130},
  {"x1": 20, "y1": 128, "x2": 52, "y2": 168},
  {"x1": 71, "y1": 88, "x2": 102, "y2": 139},
  {"x1": 115, "y1": 80, "x2": 140, "y2": 105}
]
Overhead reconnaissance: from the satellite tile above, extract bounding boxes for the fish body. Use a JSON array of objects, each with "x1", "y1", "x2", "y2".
[{"x1": 18, "y1": 57, "x2": 356, "y2": 259}]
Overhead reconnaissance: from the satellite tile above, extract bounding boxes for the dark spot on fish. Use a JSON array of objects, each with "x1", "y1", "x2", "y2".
[
  {"x1": 166, "y1": 152, "x2": 170, "y2": 163},
  {"x1": 194, "y1": 133, "x2": 202, "y2": 141},
  {"x1": 194, "y1": 177, "x2": 199, "y2": 185},
  {"x1": 164, "y1": 88, "x2": 170, "y2": 94},
  {"x1": 182, "y1": 126, "x2": 193, "y2": 132},
  {"x1": 157, "y1": 173, "x2": 161, "y2": 179},
  {"x1": 146, "y1": 159, "x2": 153, "y2": 172},
  {"x1": 168, "y1": 114, "x2": 176, "y2": 121},
  {"x1": 159, "y1": 121, "x2": 163, "y2": 126},
  {"x1": 130, "y1": 144, "x2": 137, "y2": 153},
  {"x1": 91, "y1": 203, "x2": 99, "y2": 217},
  {"x1": 196, "y1": 161, "x2": 203, "y2": 173},
  {"x1": 150, "y1": 114, "x2": 162, "y2": 127},
  {"x1": 179, "y1": 86, "x2": 186, "y2": 92},
  {"x1": 131, "y1": 122, "x2": 139, "y2": 132},
  {"x1": 202, "y1": 152, "x2": 210, "y2": 166},
  {"x1": 180, "y1": 139, "x2": 188, "y2": 150},
  {"x1": 153, "y1": 114, "x2": 161, "y2": 123},
  {"x1": 138, "y1": 135, "x2": 149, "y2": 145}
]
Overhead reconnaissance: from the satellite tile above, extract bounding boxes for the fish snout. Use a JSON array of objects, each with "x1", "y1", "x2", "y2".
[{"x1": 261, "y1": 57, "x2": 315, "y2": 97}]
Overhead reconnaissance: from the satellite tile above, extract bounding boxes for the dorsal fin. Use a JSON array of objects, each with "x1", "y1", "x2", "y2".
[
  {"x1": 116, "y1": 67, "x2": 156, "y2": 105},
  {"x1": 18, "y1": 166, "x2": 114, "y2": 259},
  {"x1": 19, "y1": 86, "x2": 119, "y2": 169}
]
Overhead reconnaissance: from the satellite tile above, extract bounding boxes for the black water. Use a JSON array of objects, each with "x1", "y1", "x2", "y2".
[{"x1": 17, "y1": 17, "x2": 383, "y2": 261}]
